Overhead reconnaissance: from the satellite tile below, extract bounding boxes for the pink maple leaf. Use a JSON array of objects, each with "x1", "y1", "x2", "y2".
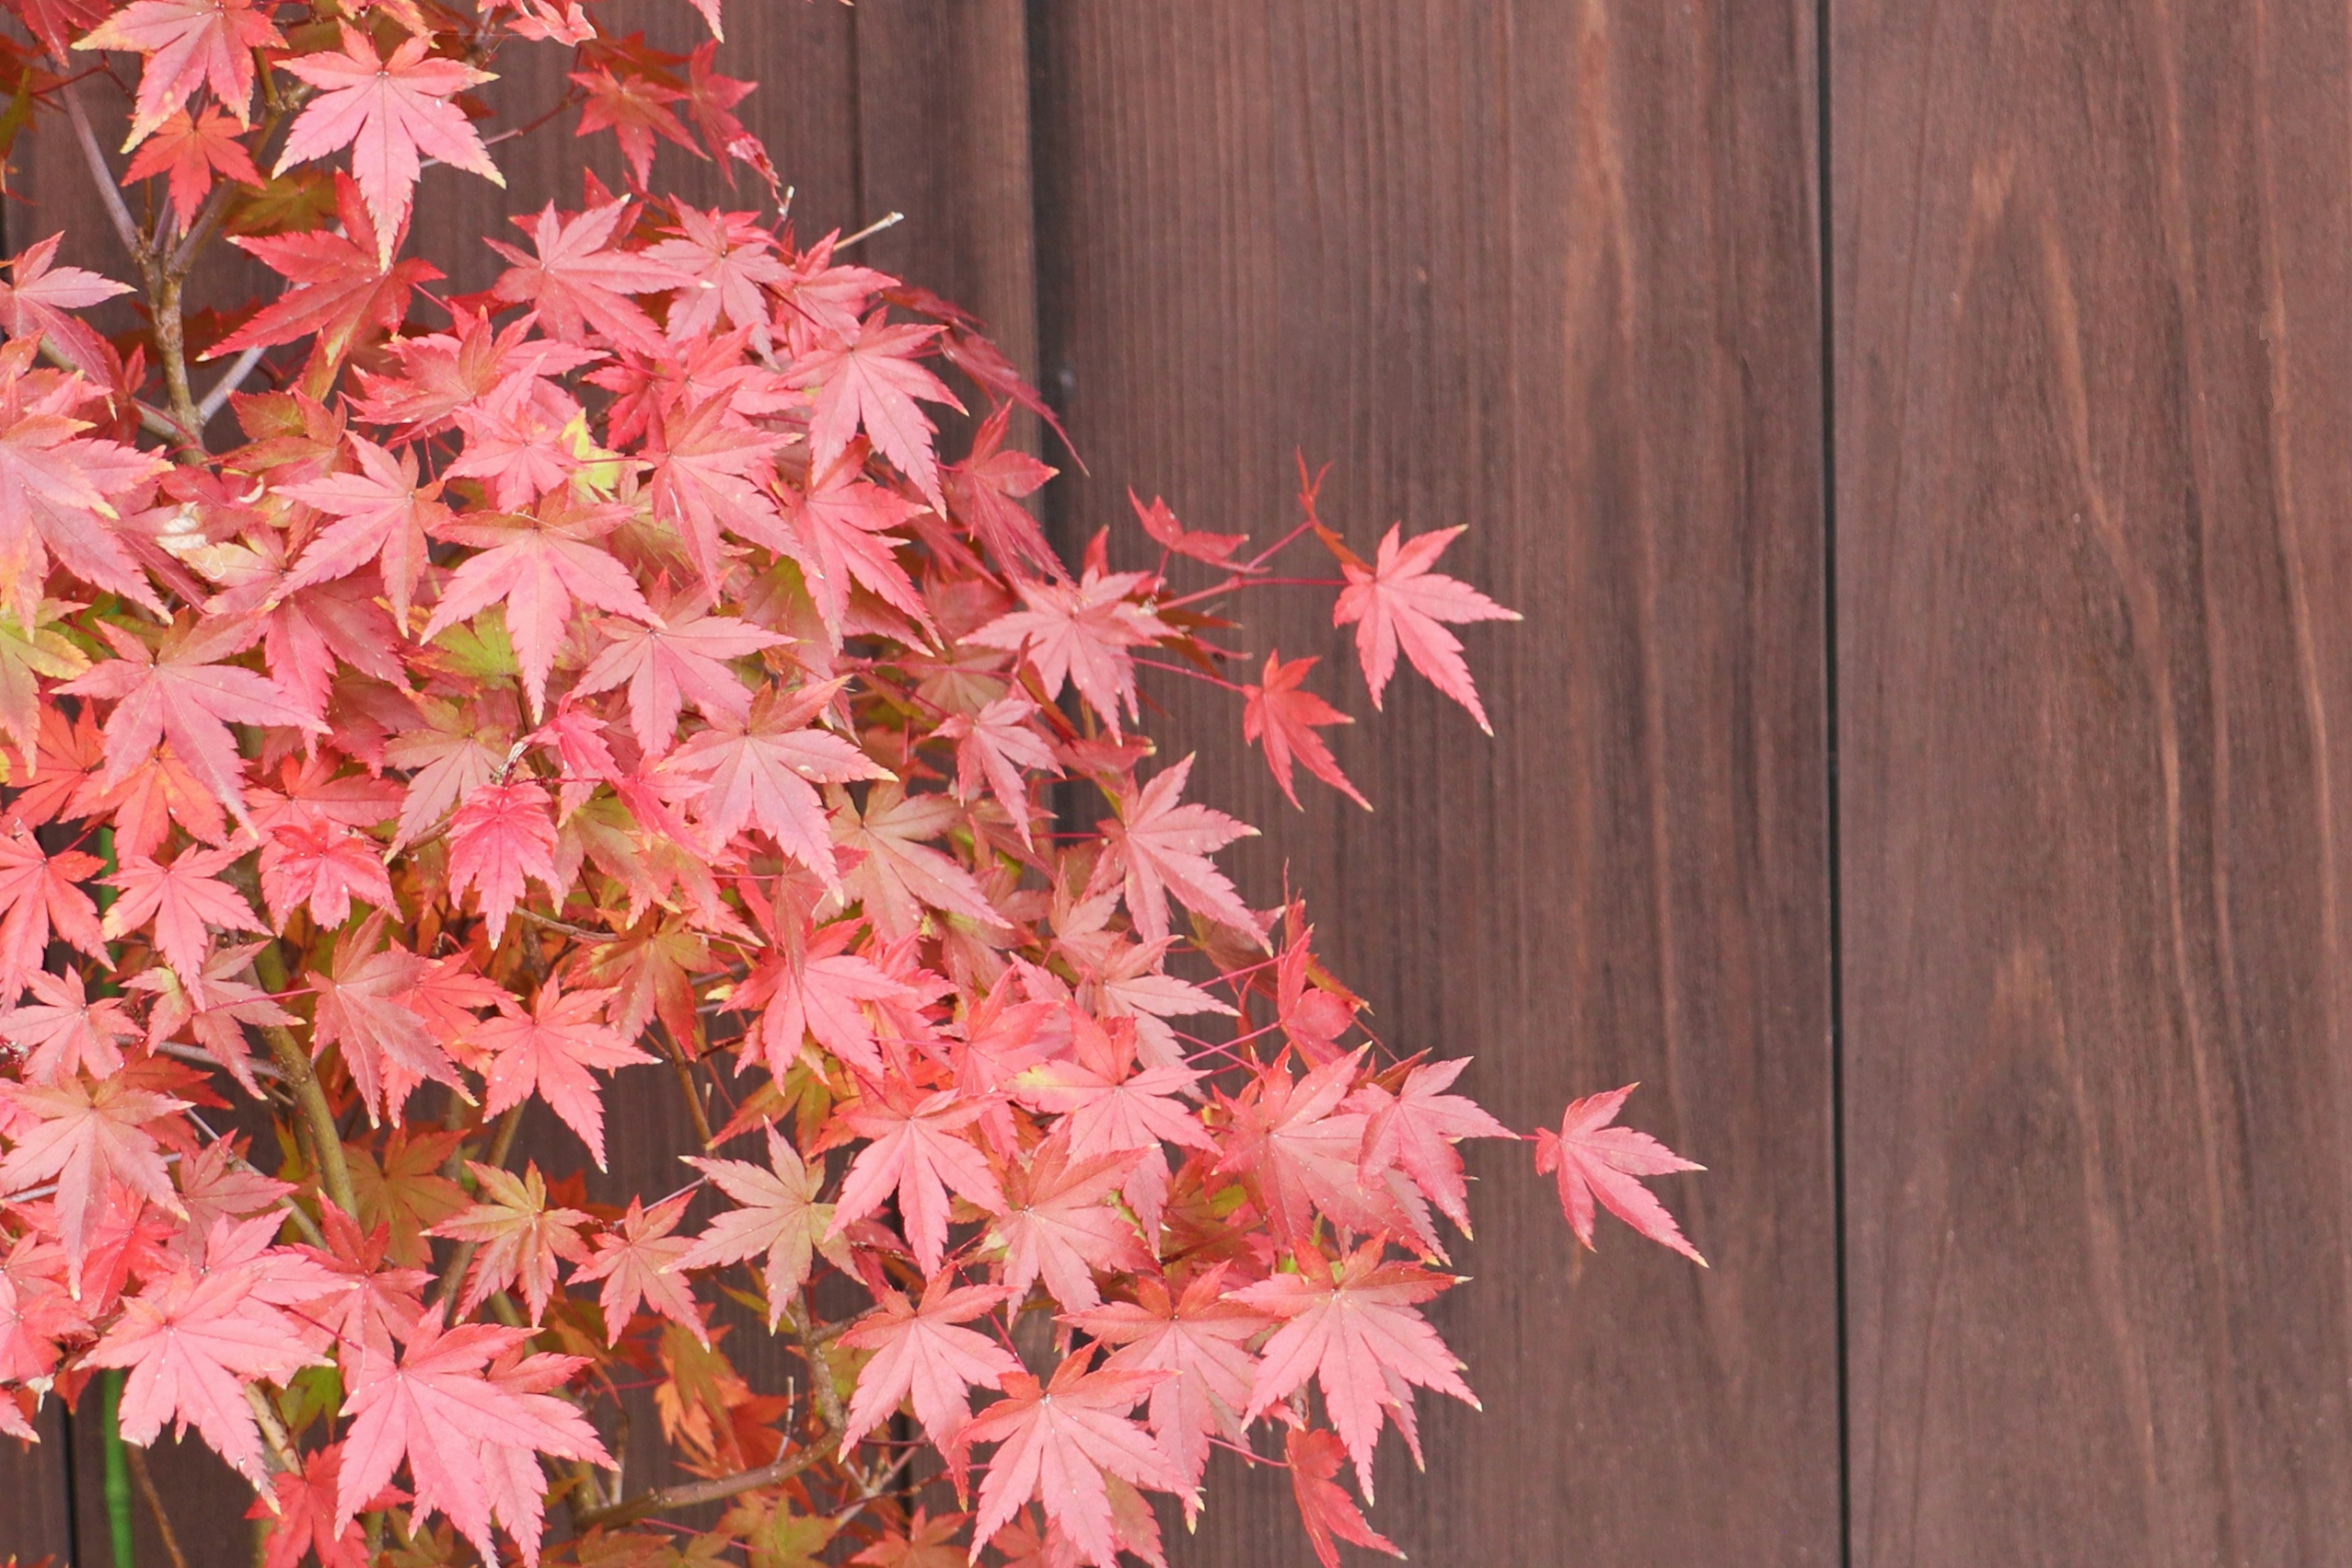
[
  {"x1": 1330, "y1": 524, "x2": 1519, "y2": 733},
  {"x1": 1531, "y1": 1084, "x2": 1706, "y2": 1264}
]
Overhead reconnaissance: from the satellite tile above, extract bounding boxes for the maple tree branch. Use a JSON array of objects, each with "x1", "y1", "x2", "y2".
[
  {"x1": 263, "y1": 1022, "x2": 358, "y2": 1219},
  {"x1": 198, "y1": 343, "x2": 268, "y2": 424},
  {"x1": 59, "y1": 78, "x2": 145, "y2": 265},
  {"x1": 32, "y1": 334, "x2": 184, "y2": 440},
  {"x1": 125, "y1": 1445, "x2": 193, "y2": 1568},
  {"x1": 570, "y1": 1428, "x2": 836, "y2": 1530}
]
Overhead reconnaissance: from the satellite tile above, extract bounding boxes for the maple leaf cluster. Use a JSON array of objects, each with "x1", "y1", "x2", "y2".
[{"x1": 0, "y1": 2, "x2": 1705, "y2": 1566}]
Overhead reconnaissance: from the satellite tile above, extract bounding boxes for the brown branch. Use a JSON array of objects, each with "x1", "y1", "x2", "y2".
[
  {"x1": 570, "y1": 1430, "x2": 835, "y2": 1531},
  {"x1": 262, "y1": 1023, "x2": 358, "y2": 1219},
  {"x1": 59, "y1": 78, "x2": 145, "y2": 265},
  {"x1": 124, "y1": 1446, "x2": 192, "y2": 1568}
]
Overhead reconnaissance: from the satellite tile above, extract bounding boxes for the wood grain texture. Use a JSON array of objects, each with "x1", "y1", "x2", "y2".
[
  {"x1": 1836, "y1": 1, "x2": 2352, "y2": 1562},
  {"x1": 1028, "y1": 4, "x2": 1836, "y2": 1563},
  {"x1": 0, "y1": 1402, "x2": 73, "y2": 1565}
]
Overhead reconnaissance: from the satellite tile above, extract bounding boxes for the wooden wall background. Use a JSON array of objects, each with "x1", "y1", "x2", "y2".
[{"x1": 8, "y1": 0, "x2": 2348, "y2": 1563}]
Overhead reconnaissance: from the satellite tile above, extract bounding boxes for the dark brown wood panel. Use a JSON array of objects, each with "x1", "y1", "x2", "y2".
[
  {"x1": 1029, "y1": 4, "x2": 1836, "y2": 1563},
  {"x1": 0, "y1": 1402, "x2": 72, "y2": 1565},
  {"x1": 1836, "y1": 1, "x2": 2352, "y2": 1562}
]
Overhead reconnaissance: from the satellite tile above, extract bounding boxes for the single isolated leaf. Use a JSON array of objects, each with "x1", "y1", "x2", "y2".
[
  {"x1": 1330, "y1": 523, "x2": 1520, "y2": 733},
  {"x1": 1242, "y1": 651, "x2": 1368, "y2": 810},
  {"x1": 277, "y1": 25, "x2": 504, "y2": 266},
  {"x1": 122, "y1": 105, "x2": 264, "y2": 230},
  {"x1": 570, "y1": 1191, "x2": 705, "y2": 1344},
  {"x1": 1285, "y1": 1425, "x2": 1402, "y2": 1568},
  {"x1": 1129, "y1": 489, "x2": 1246, "y2": 569},
  {"x1": 1531, "y1": 1083, "x2": 1706, "y2": 1264}
]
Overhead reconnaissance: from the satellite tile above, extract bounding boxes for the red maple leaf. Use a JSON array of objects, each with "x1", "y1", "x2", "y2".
[
  {"x1": 733, "y1": 918, "x2": 922, "y2": 1078},
  {"x1": 0, "y1": 1073, "x2": 187, "y2": 1283},
  {"x1": 490, "y1": 197, "x2": 680, "y2": 351},
  {"x1": 277, "y1": 432, "x2": 448, "y2": 627},
  {"x1": 1242, "y1": 650, "x2": 1368, "y2": 810},
  {"x1": 423, "y1": 513, "x2": 656, "y2": 718},
  {"x1": 59, "y1": 615, "x2": 325, "y2": 832},
  {"x1": 102, "y1": 842, "x2": 265, "y2": 993},
  {"x1": 1095, "y1": 756, "x2": 1260, "y2": 946},
  {"x1": 121, "y1": 105, "x2": 265, "y2": 231},
  {"x1": 0, "y1": 823, "x2": 104, "y2": 992},
  {"x1": 827, "y1": 1085, "x2": 1006, "y2": 1278},
  {"x1": 82, "y1": 1230, "x2": 329, "y2": 1483},
  {"x1": 1063, "y1": 1267, "x2": 1266, "y2": 1515},
  {"x1": 779, "y1": 447, "x2": 929, "y2": 637},
  {"x1": 1330, "y1": 523, "x2": 1519, "y2": 733},
  {"x1": 1285, "y1": 1425, "x2": 1402, "y2": 1568},
  {"x1": 276, "y1": 25, "x2": 503, "y2": 266},
  {"x1": 1129, "y1": 489, "x2": 1247, "y2": 569},
  {"x1": 0, "y1": 234, "x2": 132, "y2": 381},
  {"x1": 1236, "y1": 1240, "x2": 1477, "y2": 1501},
  {"x1": 426, "y1": 1161, "x2": 590, "y2": 1325},
  {"x1": 834, "y1": 1273, "x2": 1017, "y2": 1452},
  {"x1": 249, "y1": 1443, "x2": 402, "y2": 1568},
  {"x1": 671, "y1": 682, "x2": 888, "y2": 878},
  {"x1": 211, "y1": 175, "x2": 442, "y2": 362},
  {"x1": 831, "y1": 783, "x2": 1005, "y2": 941},
  {"x1": 788, "y1": 314, "x2": 962, "y2": 508},
  {"x1": 1531, "y1": 1084, "x2": 1706, "y2": 1264},
  {"x1": 475, "y1": 978, "x2": 653, "y2": 1170},
  {"x1": 575, "y1": 591, "x2": 785, "y2": 755},
  {"x1": 258, "y1": 818, "x2": 397, "y2": 930},
  {"x1": 2, "y1": 966, "x2": 137, "y2": 1085},
  {"x1": 1349, "y1": 1057, "x2": 1513, "y2": 1235},
  {"x1": 445, "y1": 778, "x2": 564, "y2": 949},
  {"x1": 306, "y1": 913, "x2": 463, "y2": 1123},
  {"x1": 334, "y1": 1314, "x2": 611, "y2": 1568},
  {"x1": 570, "y1": 1190, "x2": 704, "y2": 1344},
  {"x1": 677, "y1": 1129, "x2": 833, "y2": 1327},
  {"x1": 644, "y1": 392, "x2": 788, "y2": 588},
  {"x1": 956, "y1": 1350, "x2": 1181, "y2": 1568},
  {"x1": 987, "y1": 1128, "x2": 1145, "y2": 1313},
  {"x1": 0, "y1": 355, "x2": 173, "y2": 623},
  {"x1": 1217, "y1": 1052, "x2": 1404, "y2": 1249},
  {"x1": 938, "y1": 692, "x2": 1057, "y2": 848},
  {"x1": 944, "y1": 405, "x2": 1059, "y2": 579},
  {"x1": 969, "y1": 567, "x2": 1170, "y2": 741},
  {"x1": 77, "y1": 0, "x2": 283, "y2": 146},
  {"x1": 571, "y1": 64, "x2": 699, "y2": 189}
]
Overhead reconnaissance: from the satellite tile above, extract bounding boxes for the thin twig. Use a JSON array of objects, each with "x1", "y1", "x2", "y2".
[
  {"x1": 31, "y1": 334, "x2": 185, "y2": 441},
  {"x1": 834, "y1": 210, "x2": 904, "y2": 252},
  {"x1": 570, "y1": 1428, "x2": 837, "y2": 1530},
  {"x1": 59, "y1": 79, "x2": 145, "y2": 265},
  {"x1": 124, "y1": 1445, "x2": 193, "y2": 1568},
  {"x1": 197, "y1": 343, "x2": 268, "y2": 424}
]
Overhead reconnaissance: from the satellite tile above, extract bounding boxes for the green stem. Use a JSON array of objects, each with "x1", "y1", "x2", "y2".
[{"x1": 99, "y1": 1367, "x2": 135, "y2": 1568}]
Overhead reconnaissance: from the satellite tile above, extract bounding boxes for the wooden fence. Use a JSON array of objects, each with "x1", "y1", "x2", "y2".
[{"x1": 10, "y1": 1, "x2": 2351, "y2": 1563}]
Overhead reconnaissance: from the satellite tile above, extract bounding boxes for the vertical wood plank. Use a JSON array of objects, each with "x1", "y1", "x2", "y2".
[
  {"x1": 0, "y1": 1404, "x2": 73, "y2": 1564},
  {"x1": 1029, "y1": 3, "x2": 1836, "y2": 1563},
  {"x1": 1838, "y1": 1, "x2": 2352, "y2": 1562}
]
